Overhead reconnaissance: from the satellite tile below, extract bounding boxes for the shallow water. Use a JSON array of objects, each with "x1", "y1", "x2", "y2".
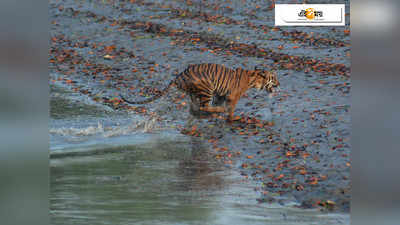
[{"x1": 50, "y1": 141, "x2": 348, "y2": 225}]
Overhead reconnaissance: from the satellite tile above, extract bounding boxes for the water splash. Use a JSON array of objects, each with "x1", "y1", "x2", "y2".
[{"x1": 50, "y1": 117, "x2": 162, "y2": 140}]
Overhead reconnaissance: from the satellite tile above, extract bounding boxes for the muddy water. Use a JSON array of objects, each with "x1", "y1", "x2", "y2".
[{"x1": 50, "y1": 142, "x2": 347, "y2": 225}]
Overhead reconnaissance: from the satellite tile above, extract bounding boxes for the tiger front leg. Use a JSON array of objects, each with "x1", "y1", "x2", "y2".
[{"x1": 226, "y1": 97, "x2": 240, "y2": 122}]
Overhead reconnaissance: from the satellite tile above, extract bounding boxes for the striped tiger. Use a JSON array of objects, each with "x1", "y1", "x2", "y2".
[{"x1": 120, "y1": 63, "x2": 280, "y2": 121}]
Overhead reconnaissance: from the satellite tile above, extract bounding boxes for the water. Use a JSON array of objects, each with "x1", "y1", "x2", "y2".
[
  {"x1": 49, "y1": 84, "x2": 348, "y2": 224},
  {"x1": 50, "y1": 141, "x2": 347, "y2": 225}
]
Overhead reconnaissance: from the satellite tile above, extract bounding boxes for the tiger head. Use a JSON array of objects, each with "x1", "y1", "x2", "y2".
[{"x1": 253, "y1": 70, "x2": 280, "y2": 93}]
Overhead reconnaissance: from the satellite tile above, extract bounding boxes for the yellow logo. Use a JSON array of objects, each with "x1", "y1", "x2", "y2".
[{"x1": 305, "y1": 8, "x2": 315, "y2": 20}]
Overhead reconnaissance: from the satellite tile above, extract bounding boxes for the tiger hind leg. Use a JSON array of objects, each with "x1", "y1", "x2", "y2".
[
  {"x1": 198, "y1": 95, "x2": 226, "y2": 113},
  {"x1": 189, "y1": 95, "x2": 212, "y2": 118},
  {"x1": 189, "y1": 94, "x2": 226, "y2": 119}
]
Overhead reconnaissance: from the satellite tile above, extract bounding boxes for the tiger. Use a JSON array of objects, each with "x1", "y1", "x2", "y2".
[{"x1": 120, "y1": 63, "x2": 280, "y2": 122}]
